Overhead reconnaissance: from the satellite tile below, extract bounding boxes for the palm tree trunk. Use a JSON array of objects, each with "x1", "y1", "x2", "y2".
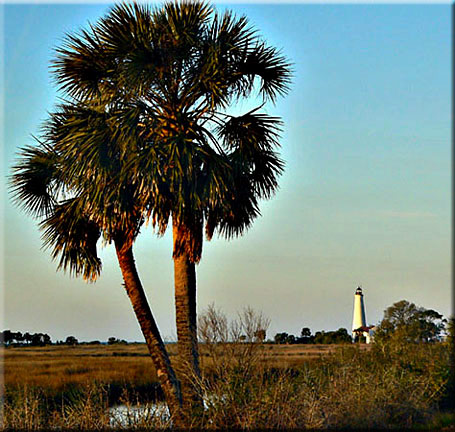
[
  {"x1": 114, "y1": 237, "x2": 186, "y2": 426},
  {"x1": 172, "y1": 221, "x2": 203, "y2": 414}
]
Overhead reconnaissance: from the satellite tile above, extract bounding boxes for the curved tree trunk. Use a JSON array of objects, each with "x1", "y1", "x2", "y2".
[
  {"x1": 172, "y1": 221, "x2": 203, "y2": 416},
  {"x1": 114, "y1": 237, "x2": 186, "y2": 426}
]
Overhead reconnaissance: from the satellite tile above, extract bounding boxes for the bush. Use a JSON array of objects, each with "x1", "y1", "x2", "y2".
[{"x1": 194, "y1": 305, "x2": 451, "y2": 429}]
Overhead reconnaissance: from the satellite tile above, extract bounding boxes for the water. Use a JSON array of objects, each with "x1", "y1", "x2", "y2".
[
  {"x1": 109, "y1": 401, "x2": 171, "y2": 428},
  {"x1": 109, "y1": 393, "x2": 223, "y2": 428}
]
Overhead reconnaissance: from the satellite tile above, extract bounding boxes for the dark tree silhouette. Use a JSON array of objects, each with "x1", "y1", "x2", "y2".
[{"x1": 65, "y1": 336, "x2": 78, "y2": 345}]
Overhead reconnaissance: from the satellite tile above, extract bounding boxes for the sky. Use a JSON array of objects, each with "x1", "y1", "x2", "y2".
[{"x1": 2, "y1": 3, "x2": 452, "y2": 342}]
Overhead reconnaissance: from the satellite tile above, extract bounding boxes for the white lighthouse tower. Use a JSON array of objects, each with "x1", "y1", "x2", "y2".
[{"x1": 352, "y1": 286, "x2": 372, "y2": 343}]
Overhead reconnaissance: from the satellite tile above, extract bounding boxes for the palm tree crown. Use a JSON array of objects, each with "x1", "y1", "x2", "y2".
[{"x1": 40, "y1": 1, "x2": 290, "y2": 265}]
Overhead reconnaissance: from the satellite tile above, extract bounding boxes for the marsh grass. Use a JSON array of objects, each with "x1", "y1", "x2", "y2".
[
  {"x1": 187, "y1": 343, "x2": 450, "y2": 429},
  {"x1": 1, "y1": 328, "x2": 452, "y2": 430},
  {"x1": 3, "y1": 383, "x2": 110, "y2": 430},
  {"x1": 190, "y1": 306, "x2": 452, "y2": 429},
  {"x1": 2, "y1": 344, "x2": 165, "y2": 392}
]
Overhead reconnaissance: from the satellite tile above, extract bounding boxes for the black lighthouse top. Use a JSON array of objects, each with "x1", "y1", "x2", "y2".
[{"x1": 355, "y1": 286, "x2": 363, "y2": 296}]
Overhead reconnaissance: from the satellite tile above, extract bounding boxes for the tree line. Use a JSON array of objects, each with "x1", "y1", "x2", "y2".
[
  {"x1": 0, "y1": 331, "x2": 129, "y2": 347},
  {"x1": 1, "y1": 331, "x2": 52, "y2": 346},
  {"x1": 274, "y1": 327, "x2": 352, "y2": 345}
]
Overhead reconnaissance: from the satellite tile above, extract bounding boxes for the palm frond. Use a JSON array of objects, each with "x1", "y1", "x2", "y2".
[
  {"x1": 238, "y1": 43, "x2": 292, "y2": 103},
  {"x1": 179, "y1": 10, "x2": 256, "y2": 109},
  {"x1": 10, "y1": 140, "x2": 60, "y2": 217},
  {"x1": 182, "y1": 8, "x2": 291, "y2": 108},
  {"x1": 53, "y1": 23, "x2": 114, "y2": 101},
  {"x1": 217, "y1": 109, "x2": 282, "y2": 152},
  {"x1": 205, "y1": 174, "x2": 260, "y2": 241},
  {"x1": 40, "y1": 198, "x2": 102, "y2": 282},
  {"x1": 42, "y1": 101, "x2": 150, "y2": 189},
  {"x1": 162, "y1": 1, "x2": 211, "y2": 42},
  {"x1": 216, "y1": 110, "x2": 284, "y2": 196}
]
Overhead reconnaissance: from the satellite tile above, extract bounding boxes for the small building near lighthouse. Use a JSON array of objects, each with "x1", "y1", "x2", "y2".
[{"x1": 351, "y1": 286, "x2": 374, "y2": 343}]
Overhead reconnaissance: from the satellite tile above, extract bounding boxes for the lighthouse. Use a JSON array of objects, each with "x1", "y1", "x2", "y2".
[{"x1": 352, "y1": 286, "x2": 372, "y2": 343}]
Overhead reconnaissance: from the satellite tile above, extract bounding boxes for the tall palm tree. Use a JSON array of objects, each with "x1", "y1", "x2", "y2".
[
  {"x1": 12, "y1": 0, "x2": 291, "y2": 421},
  {"x1": 11, "y1": 103, "x2": 186, "y2": 424}
]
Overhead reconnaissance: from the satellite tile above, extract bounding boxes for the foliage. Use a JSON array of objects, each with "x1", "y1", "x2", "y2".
[
  {"x1": 10, "y1": 1, "x2": 291, "y2": 280},
  {"x1": 0, "y1": 330, "x2": 53, "y2": 347},
  {"x1": 108, "y1": 337, "x2": 127, "y2": 345},
  {"x1": 300, "y1": 327, "x2": 311, "y2": 338},
  {"x1": 194, "y1": 306, "x2": 451, "y2": 429},
  {"x1": 273, "y1": 332, "x2": 289, "y2": 344},
  {"x1": 374, "y1": 300, "x2": 447, "y2": 349},
  {"x1": 274, "y1": 327, "x2": 351, "y2": 345},
  {"x1": 253, "y1": 329, "x2": 266, "y2": 342},
  {"x1": 313, "y1": 328, "x2": 351, "y2": 344},
  {"x1": 446, "y1": 316, "x2": 454, "y2": 346},
  {"x1": 65, "y1": 336, "x2": 79, "y2": 346}
]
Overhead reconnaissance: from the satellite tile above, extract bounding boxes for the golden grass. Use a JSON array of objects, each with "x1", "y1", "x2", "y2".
[
  {"x1": 2, "y1": 344, "x2": 163, "y2": 390},
  {"x1": 1, "y1": 343, "x2": 369, "y2": 390},
  {"x1": 1, "y1": 342, "x2": 449, "y2": 430}
]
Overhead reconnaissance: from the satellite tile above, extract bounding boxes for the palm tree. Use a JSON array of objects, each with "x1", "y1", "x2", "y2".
[
  {"x1": 11, "y1": 104, "x2": 185, "y2": 424},
  {"x1": 11, "y1": 0, "x2": 291, "y2": 421}
]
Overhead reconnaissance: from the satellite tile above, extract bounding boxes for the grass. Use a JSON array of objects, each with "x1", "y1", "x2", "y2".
[
  {"x1": 2, "y1": 343, "x2": 368, "y2": 392},
  {"x1": 2, "y1": 344, "x2": 163, "y2": 392},
  {"x1": 0, "y1": 339, "x2": 451, "y2": 430}
]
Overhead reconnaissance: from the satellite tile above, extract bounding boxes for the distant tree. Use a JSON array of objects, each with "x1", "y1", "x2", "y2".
[
  {"x1": 2, "y1": 330, "x2": 12, "y2": 346},
  {"x1": 447, "y1": 317, "x2": 454, "y2": 346},
  {"x1": 332, "y1": 328, "x2": 352, "y2": 344},
  {"x1": 298, "y1": 327, "x2": 314, "y2": 344},
  {"x1": 30, "y1": 333, "x2": 39, "y2": 346},
  {"x1": 300, "y1": 327, "x2": 311, "y2": 338},
  {"x1": 31, "y1": 333, "x2": 52, "y2": 346},
  {"x1": 286, "y1": 334, "x2": 296, "y2": 344},
  {"x1": 24, "y1": 332, "x2": 32, "y2": 345},
  {"x1": 314, "y1": 328, "x2": 351, "y2": 344},
  {"x1": 375, "y1": 300, "x2": 446, "y2": 345},
  {"x1": 313, "y1": 331, "x2": 325, "y2": 344},
  {"x1": 274, "y1": 332, "x2": 289, "y2": 344},
  {"x1": 13, "y1": 332, "x2": 24, "y2": 345},
  {"x1": 65, "y1": 336, "x2": 78, "y2": 346},
  {"x1": 108, "y1": 337, "x2": 120, "y2": 345}
]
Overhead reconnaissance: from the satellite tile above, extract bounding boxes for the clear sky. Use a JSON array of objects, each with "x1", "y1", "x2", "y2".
[{"x1": 2, "y1": 3, "x2": 451, "y2": 342}]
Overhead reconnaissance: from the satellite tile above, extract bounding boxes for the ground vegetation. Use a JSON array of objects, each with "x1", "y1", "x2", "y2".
[{"x1": 2, "y1": 305, "x2": 452, "y2": 430}]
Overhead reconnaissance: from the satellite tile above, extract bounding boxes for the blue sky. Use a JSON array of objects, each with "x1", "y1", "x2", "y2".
[{"x1": 2, "y1": 3, "x2": 451, "y2": 342}]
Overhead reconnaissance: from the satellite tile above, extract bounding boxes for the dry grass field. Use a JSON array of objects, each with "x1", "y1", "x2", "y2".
[
  {"x1": 2, "y1": 344, "x2": 164, "y2": 391},
  {"x1": 2, "y1": 342, "x2": 451, "y2": 430},
  {"x1": 1, "y1": 343, "x2": 370, "y2": 391}
]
